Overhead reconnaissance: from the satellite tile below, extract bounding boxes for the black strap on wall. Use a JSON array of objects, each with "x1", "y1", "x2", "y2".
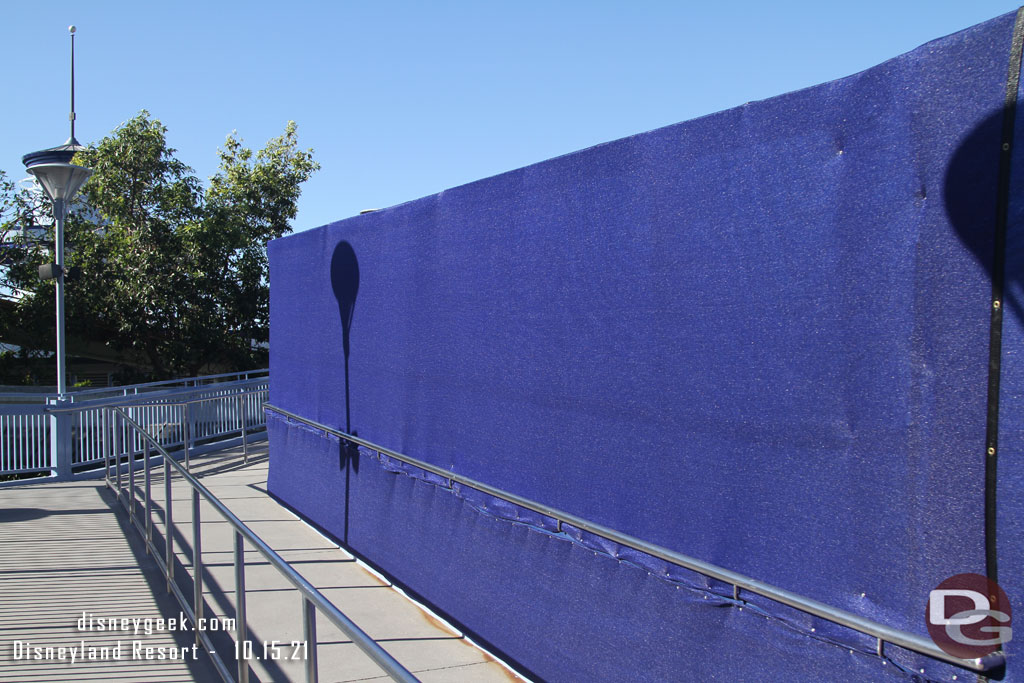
[{"x1": 985, "y1": 6, "x2": 1024, "y2": 586}]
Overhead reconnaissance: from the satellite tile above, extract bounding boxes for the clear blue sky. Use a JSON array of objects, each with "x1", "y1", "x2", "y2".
[{"x1": 1, "y1": 1, "x2": 1021, "y2": 233}]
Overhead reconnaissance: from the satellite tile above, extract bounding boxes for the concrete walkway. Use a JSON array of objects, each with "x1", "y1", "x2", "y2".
[
  {"x1": 0, "y1": 475, "x2": 219, "y2": 682},
  {"x1": 0, "y1": 443, "x2": 520, "y2": 683}
]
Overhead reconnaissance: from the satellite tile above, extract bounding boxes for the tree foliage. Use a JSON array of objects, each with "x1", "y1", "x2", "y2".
[
  {"x1": 0, "y1": 169, "x2": 51, "y2": 383},
  {"x1": 0, "y1": 111, "x2": 318, "y2": 382}
]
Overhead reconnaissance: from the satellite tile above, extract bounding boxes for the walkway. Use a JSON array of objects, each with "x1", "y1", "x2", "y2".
[{"x1": 0, "y1": 442, "x2": 519, "y2": 682}]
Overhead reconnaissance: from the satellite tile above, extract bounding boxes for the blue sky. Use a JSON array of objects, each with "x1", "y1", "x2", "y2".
[{"x1": 1, "y1": 1, "x2": 1020, "y2": 232}]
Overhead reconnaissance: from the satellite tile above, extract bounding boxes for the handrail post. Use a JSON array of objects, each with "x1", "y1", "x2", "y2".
[
  {"x1": 144, "y1": 438, "x2": 152, "y2": 549},
  {"x1": 235, "y1": 531, "x2": 249, "y2": 683},
  {"x1": 239, "y1": 393, "x2": 248, "y2": 463},
  {"x1": 303, "y1": 598, "x2": 318, "y2": 683},
  {"x1": 128, "y1": 424, "x2": 136, "y2": 525},
  {"x1": 49, "y1": 397, "x2": 73, "y2": 481},
  {"x1": 193, "y1": 488, "x2": 203, "y2": 646},
  {"x1": 103, "y1": 408, "x2": 111, "y2": 488},
  {"x1": 165, "y1": 455, "x2": 174, "y2": 592},
  {"x1": 183, "y1": 403, "x2": 191, "y2": 471},
  {"x1": 114, "y1": 409, "x2": 123, "y2": 496},
  {"x1": 126, "y1": 407, "x2": 137, "y2": 525}
]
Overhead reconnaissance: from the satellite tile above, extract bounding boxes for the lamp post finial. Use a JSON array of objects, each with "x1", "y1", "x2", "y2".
[{"x1": 68, "y1": 26, "x2": 78, "y2": 146}]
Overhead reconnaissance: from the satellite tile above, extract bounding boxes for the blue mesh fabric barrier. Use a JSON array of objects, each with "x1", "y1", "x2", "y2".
[
  {"x1": 268, "y1": 11, "x2": 1022, "y2": 681},
  {"x1": 996, "y1": 37, "x2": 1024, "y2": 682}
]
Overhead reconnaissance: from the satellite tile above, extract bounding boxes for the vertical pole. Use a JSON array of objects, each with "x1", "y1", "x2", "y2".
[
  {"x1": 144, "y1": 439, "x2": 152, "y2": 549},
  {"x1": 128, "y1": 417, "x2": 136, "y2": 525},
  {"x1": 193, "y1": 488, "x2": 203, "y2": 646},
  {"x1": 49, "y1": 398, "x2": 72, "y2": 480},
  {"x1": 165, "y1": 456, "x2": 174, "y2": 592},
  {"x1": 54, "y1": 198, "x2": 67, "y2": 399},
  {"x1": 303, "y1": 598, "x2": 318, "y2": 683},
  {"x1": 235, "y1": 531, "x2": 249, "y2": 683},
  {"x1": 114, "y1": 410, "x2": 122, "y2": 495},
  {"x1": 183, "y1": 404, "x2": 191, "y2": 471},
  {"x1": 103, "y1": 408, "x2": 111, "y2": 487},
  {"x1": 69, "y1": 27, "x2": 76, "y2": 142},
  {"x1": 239, "y1": 393, "x2": 248, "y2": 463}
]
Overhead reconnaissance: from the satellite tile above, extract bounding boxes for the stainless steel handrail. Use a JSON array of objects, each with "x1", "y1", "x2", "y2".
[
  {"x1": 110, "y1": 406, "x2": 419, "y2": 683},
  {"x1": 47, "y1": 384, "x2": 268, "y2": 473},
  {"x1": 69, "y1": 368, "x2": 269, "y2": 399},
  {"x1": 46, "y1": 379, "x2": 267, "y2": 412},
  {"x1": 264, "y1": 402, "x2": 1005, "y2": 675},
  {"x1": 1, "y1": 370, "x2": 269, "y2": 403}
]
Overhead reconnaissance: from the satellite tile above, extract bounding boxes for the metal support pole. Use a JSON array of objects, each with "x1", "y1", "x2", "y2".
[
  {"x1": 165, "y1": 456, "x2": 174, "y2": 592},
  {"x1": 114, "y1": 411, "x2": 122, "y2": 495},
  {"x1": 47, "y1": 397, "x2": 73, "y2": 481},
  {"x1": 144, "y1": 439, "x2": 152, "y2": 548},
  {"x1": 235, "y1": 531, "x2": 249, "y2": 683},
  {"x1": 128, "y1": 426, "x2": 136, "y2": 525},
  {"x1": 193, "y1": 488, "x2": 203, "y2": 645},
  {"x1": 54, "y1": 198, "x2": 67, "y2": 398},
  {"x1": 183, "y1": 404, "x2": 191, "y2": 471},
  {"x1": 103, "y1": 408, "x2": 111, "y2": 487},
  {"x1": 303, "y1": 598, "x2": 318, "y2": 683},
  {"x1": 239, "y1": 393, "x2": 248, "y2": 464}
]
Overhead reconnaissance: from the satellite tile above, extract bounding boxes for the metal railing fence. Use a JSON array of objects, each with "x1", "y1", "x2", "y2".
[
  {"x1": 108, "y1": 404, "x2": 418, "y2": 683},
  {"x1": 0, "y1": 369, "x2": 268, "y2": 404},
  {"x1": 0, "y1": 371, "x2": 269, "y2": 481},
  {"x1": 264, "y1": 402, "x2": 1005, "y2": 676},
  {"x1": 0, "y1": 405, "x2": 49, "y2": 474}
]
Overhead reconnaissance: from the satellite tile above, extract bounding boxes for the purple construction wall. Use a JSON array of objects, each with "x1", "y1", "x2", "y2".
[{"x1": 268, "y1": 10, "x2": 1023, "y2": 681}]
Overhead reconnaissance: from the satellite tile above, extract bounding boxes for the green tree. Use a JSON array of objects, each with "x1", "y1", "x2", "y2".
[
  {"x1": 0, "y1": 111, "x2": 318, "y2": 382},
  {"x1": 0, "y1": 169, "x2": 52, "y2": 383}
]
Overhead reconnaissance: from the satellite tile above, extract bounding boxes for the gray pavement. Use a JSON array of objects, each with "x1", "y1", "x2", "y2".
[
  {"x1": 0, "y1": 442, "x2": 521, "y2": 683},
  {"x1": 0, "y1": 474, "x2": 219, "y2": 682}
]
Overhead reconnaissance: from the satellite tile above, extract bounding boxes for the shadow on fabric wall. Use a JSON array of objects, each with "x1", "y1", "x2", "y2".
[
  {"x1": 946, "y1": 109, "x2": 1024, "y2": 326},
  {"x1": 331, "y1": 240, "x2": 360, "y2": 540}
]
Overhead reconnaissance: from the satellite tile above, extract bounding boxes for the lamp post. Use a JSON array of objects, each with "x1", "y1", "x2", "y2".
[
  {"x1": 21, "y1": 25, "x2": 92, "y2": 398},
  {"x1": 24, "y1": 162, "x2": 92, "y2": 397}
]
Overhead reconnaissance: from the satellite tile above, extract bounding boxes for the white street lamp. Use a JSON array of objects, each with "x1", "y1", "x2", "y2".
[
  {"x1": 25, "y1": 162, "x2": 92, "y2": 397},
  {"x1": 22, "y1": 25, "x2": 92, "y2": 399}
]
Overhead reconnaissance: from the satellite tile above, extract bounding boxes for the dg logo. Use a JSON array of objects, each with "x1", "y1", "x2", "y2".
[{"x1": 927, "y1": 573, "x2": 1012, "y2": 659}]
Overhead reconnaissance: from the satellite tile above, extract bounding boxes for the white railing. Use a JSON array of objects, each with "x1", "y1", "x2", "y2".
[
  {"x1": 0, "y1": 405, "x2": 49, "y2": 475},
  {"x1": 0, "y1": 369, "x2": 268, "y2": 405},
  {"x1": 0, "y1": 371, "x2": 269, "y2": 482}
]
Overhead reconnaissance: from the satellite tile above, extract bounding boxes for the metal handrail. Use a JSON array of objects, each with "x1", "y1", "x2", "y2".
[
  {"x1": 264, "y1": 402, "x2": 1005, "y2": 675},
  {"x1": 40, "y1": 383, "x2": 268, "y2": 473},
  {"x1": 0, "y1": 369, "x2": 269, "y2": 402},
  {"x1": 1, "y1": 375, "x2": 271, "y2": 482},
  {"x1": 109, "y1": 406, "x2": 419, "y2": 683},
  {"x1": 45, "y1": 378, "x2": 266, "y2": 412},
  {"x1": 69, "y1": 368, "x2": 269, "y2": 399}
]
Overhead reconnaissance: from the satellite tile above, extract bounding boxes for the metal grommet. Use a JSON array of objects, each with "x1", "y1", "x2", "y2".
[
  {"x1": 994, "y1": 300, "x2": 1002, "y2": 310},
  {"x1": 988, "y1": 446, "x2": 996, "y2": 456}
]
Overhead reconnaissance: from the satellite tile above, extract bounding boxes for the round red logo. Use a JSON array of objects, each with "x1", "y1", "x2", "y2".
[{"x1": 926, "y1": 573, "x2": 1012, "y2": 659}]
